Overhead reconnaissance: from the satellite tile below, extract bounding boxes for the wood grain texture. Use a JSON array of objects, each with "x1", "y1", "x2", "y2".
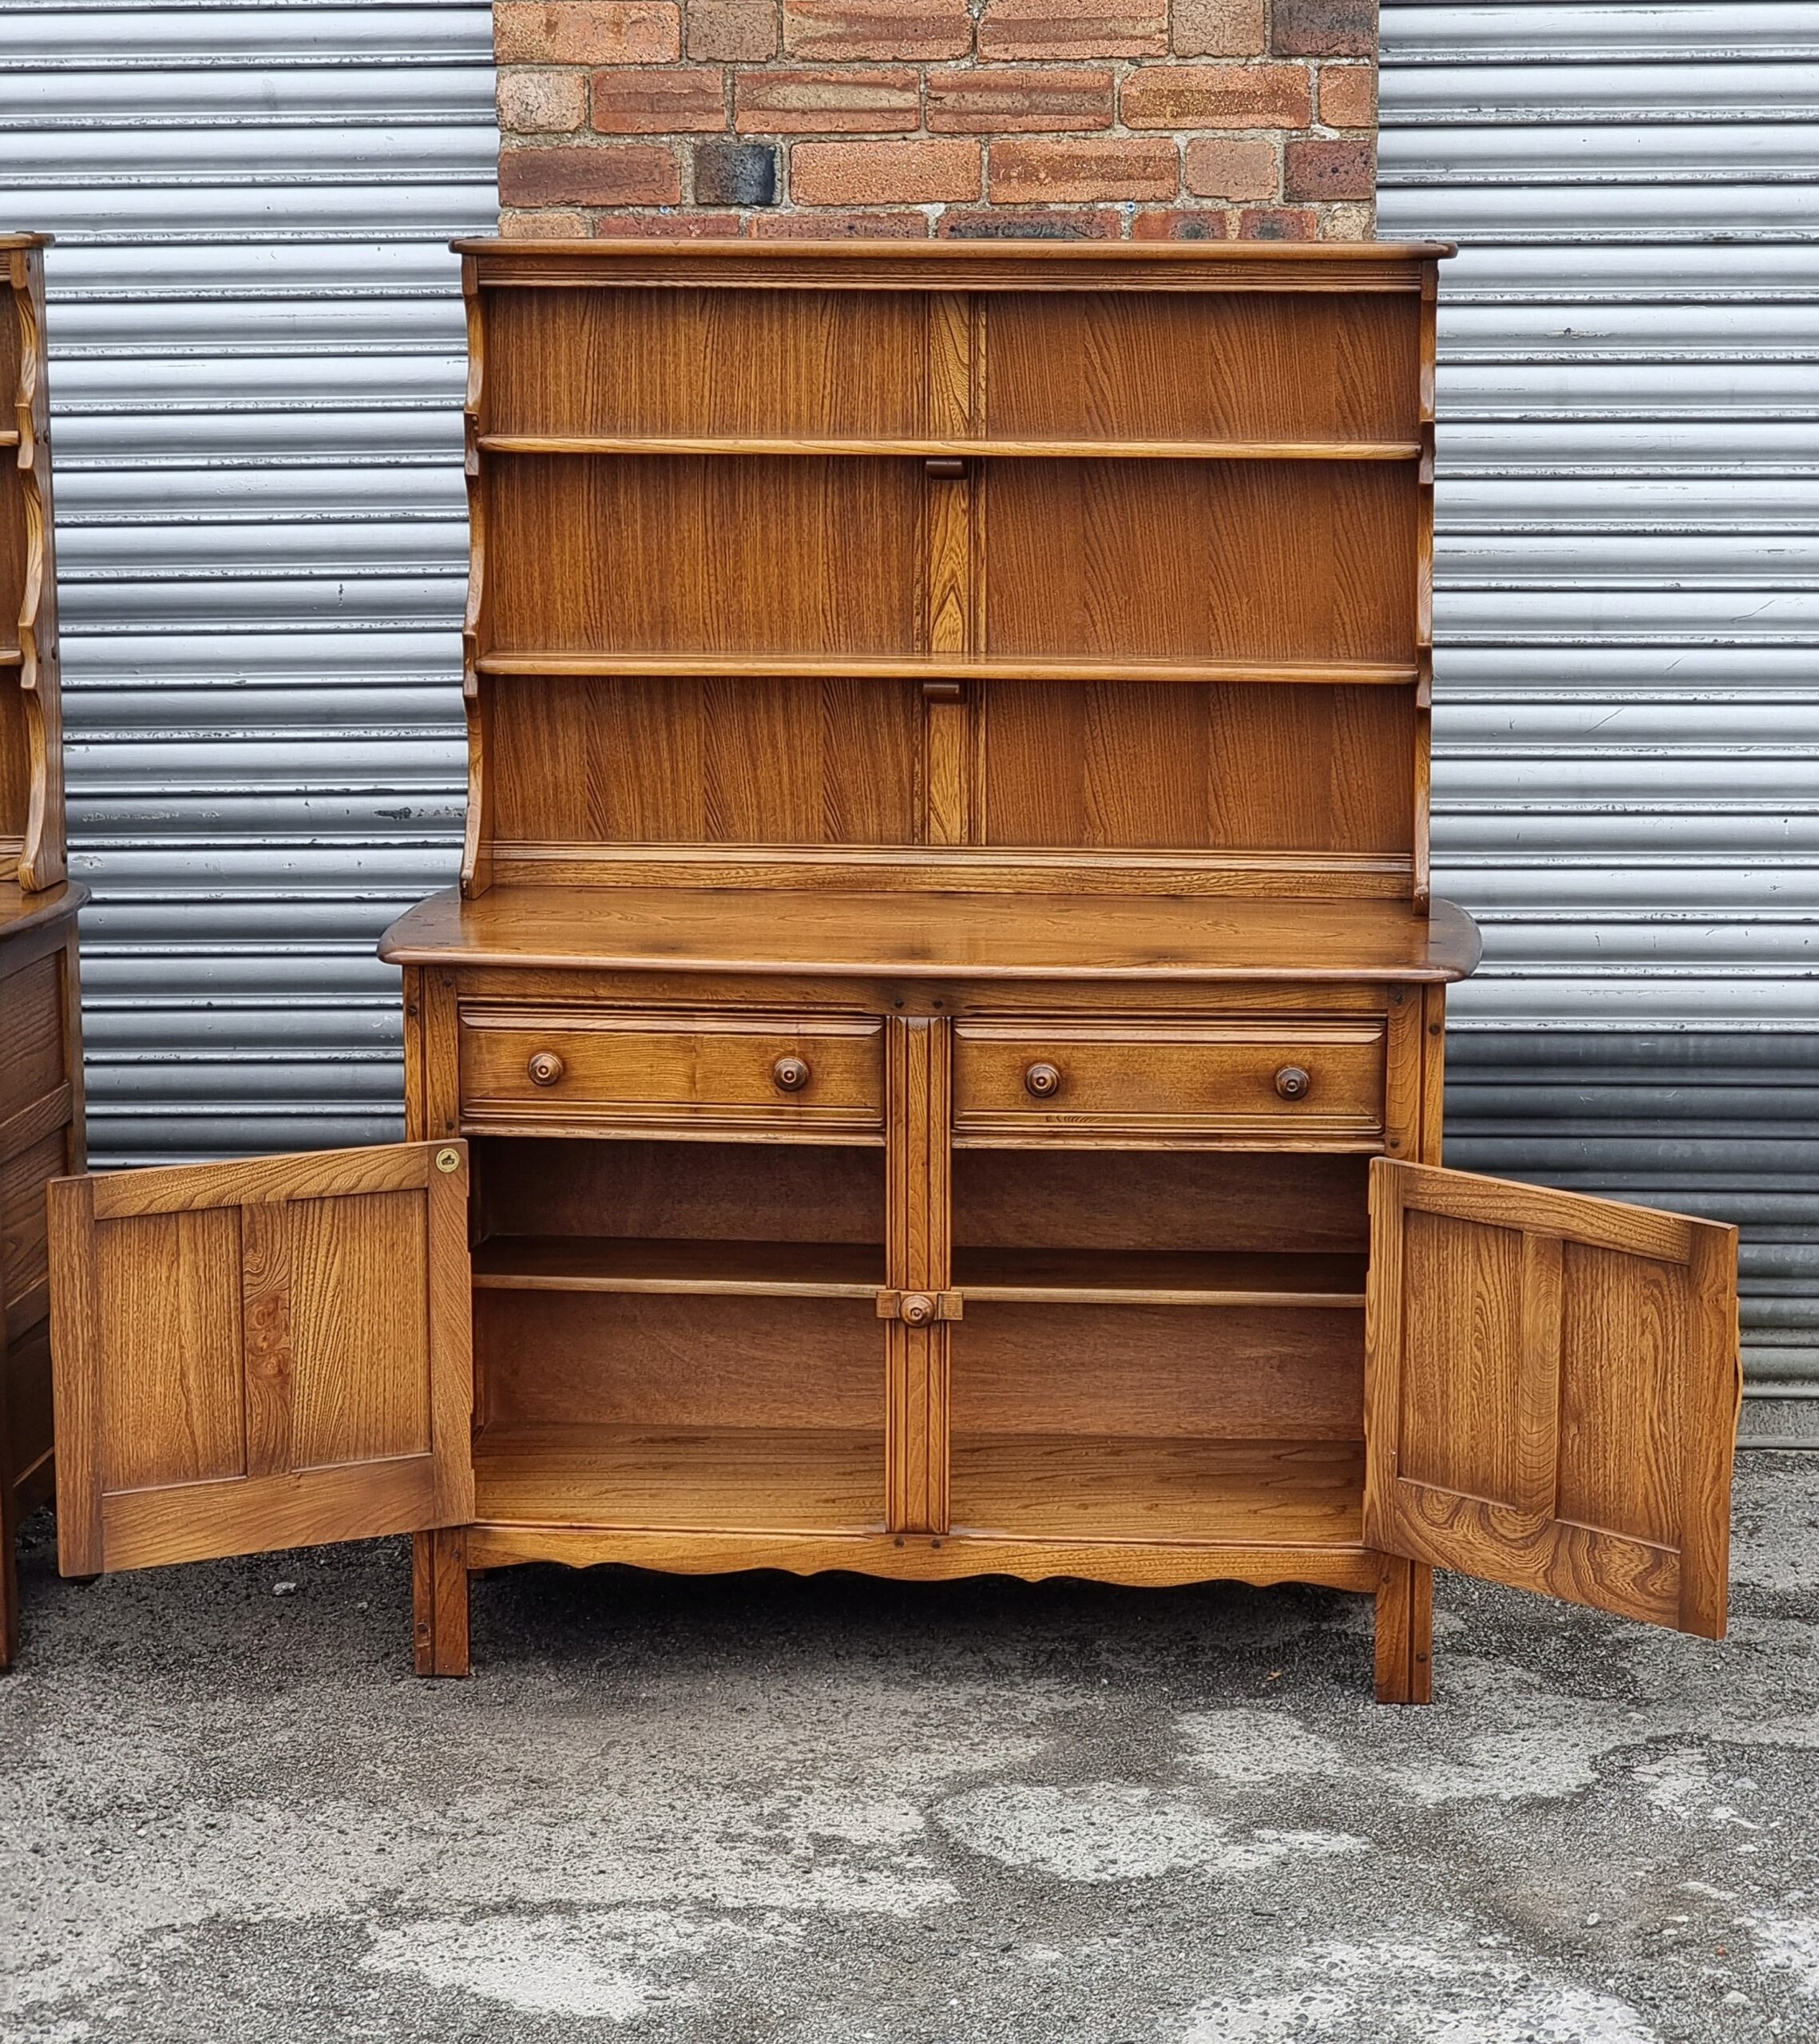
[
  {"x1": 458, "y1": 244, "x2": 1442, "y2": 907},
  {"x1": 381, "y1": 887, "x2": 1481, "y2": 983},
  {"x1": 474, "y1": 1423, "x2": 886, "y2": 1533},
  {"x1": 484, "y1": 286, "x2": 929, "y2": 442},
  {"x1": 457, "y1": 1005, "x2": 885, "y2": 1140},
  {"x1": 487, "y1": 454, "x2": 925, "y2": 659},
  {"x1": 476, "y1": 1135, "x2": 884, "y2": 1247},
  {"x1": 464, "y1": 1521, "x2": 1385, "y2": 1590},
  {"x1": 985, "y1": 460, "x2": 1417, "y2": 666},
  {"x1": 0, "y1": 901, "x2": 79, "y2": 1657},
  {"x1": 454, "y1": 240, "x2": 1455, "y2": 293},
  {"x1": 949, "y1": 1437, "x2": 1364, "y2": 1544},
  {"x1": 474, "y1": 1291, "x2": 882, "y2": 1433},
  {"x1": 1373, "y1": 1553, "x2": 1433, "y2": 1705},
  {"x1": 886, "y1": 1015, "x2": 952, "y2": 1533},
  {"x1": 4, "y1": 242, "x2": 64, "y2": 890},
  {"x1": 473, "y1": 1234, "x2": 884, "y2": 1298},
  {"x1": 953, "y1": 1150, "x2": 1370, "y2": 1254},
  {"x1": 952, "y1": 1016, "x2": 1385, "y2": 1147},
  {"x1": 414, "y1": 1524, "x2": 470, "y2": 1678},
  {"x1": 490, "y1": 675, "x2": 922, "y2": 850},
  {"x1": 951, "y1": 1301, "x2": 1363, "y2": 1439},
  {"x1": 50, "y1": 1142, "x2": 474, "y2": 1575},
  {"x1": 983, "y1": 291, "x2": 1421, "y2": 445},
  {"x1": 977, "y1": 681, "x2": 1416, "y2": 855},
  {"x1": 1364, "y1": 1159, "x2": 1741, "y2": 1638}
]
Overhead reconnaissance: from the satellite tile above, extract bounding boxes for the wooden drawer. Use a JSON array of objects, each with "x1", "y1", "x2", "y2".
[
  {"x1": 952, "y1": 1020, "x2": 1385, "y2": 1147},
  {"x1": 458, "y1": 1007, "x2": 886, "y2": 1140}
]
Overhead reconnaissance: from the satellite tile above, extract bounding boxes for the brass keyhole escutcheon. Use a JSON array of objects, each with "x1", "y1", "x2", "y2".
[
  {"x1": 900, "y1": 1293, "x2": 937, "y2": 1326},
  {"x1": 1024, "y1": 1061, "x2": 1062, "y2": 1099},
  {"x1": 527, "y1": 1050, "x2": 565, "y2": 1087},
  {"x1": 773, "y1": 1055, "x2": 811, "y2": 1093},
  {"x1": 1274, "y1": 1065, "x2": 1311, "y2": 1101},
  {"x1": 434, "y1": 1147, "x2": 461, "y2": 1175}
]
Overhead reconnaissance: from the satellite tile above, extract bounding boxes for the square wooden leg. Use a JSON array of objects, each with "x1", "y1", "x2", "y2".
[
  {"x1": 0, "y1": 1360, "x2": 18, "y2": 1673},
  {"x1": 413, "y1": 1527, "x2": 471, "y2": 1678},
  {"x1": 1373, "y1": 1555, "x2": 1433, "y2": 1704},
  {"x1": 0, "y1": 1524, "x2": 17, "y2": 1674}
]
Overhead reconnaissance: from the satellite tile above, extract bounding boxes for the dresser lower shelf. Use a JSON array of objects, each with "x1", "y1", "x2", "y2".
[{"x1": 466, "y1": 1425, "x2": 1372, "y2": 1586}]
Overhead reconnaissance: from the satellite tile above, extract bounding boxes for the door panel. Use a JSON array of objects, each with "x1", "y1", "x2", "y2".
[
  {"x1": 50, "y1": 1141, "x2": 473, "y2": 1575},
  {"x1": 1364, "y1": 1159, "x2": 1739, "y2": 1637}
]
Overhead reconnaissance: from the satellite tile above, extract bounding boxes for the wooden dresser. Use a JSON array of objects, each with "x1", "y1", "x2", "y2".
[
  {"x1": 2, "y1": 232, "x2": 85, "y2": 1670},
  {"x1": 48, "y1": 244, "x2": 1740, "y2": 1702}
]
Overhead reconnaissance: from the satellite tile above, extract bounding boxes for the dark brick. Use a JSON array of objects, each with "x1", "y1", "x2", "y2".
[
  {"x1": 937, "y1": 207, "x2": 1120, "y2": 239},
  {"x1": 1272, "y1": 0, "x2": 1376, "y2": 57},
  {"x1": 1283, "y1": 136, "x2": 1374, "y2": 200},
  {"x1": 695, "y1": 137, "x2": 780, "y2": 204},
  {"x1": 1237, "y1": 204, "x2": 1318, "y2": 239}
]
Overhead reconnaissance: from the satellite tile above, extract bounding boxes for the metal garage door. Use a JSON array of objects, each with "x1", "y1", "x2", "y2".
[
  {"x1": 0, "y1": 3, "x2": 493, "y2": 1164},
  {"x1": 1379, "y1": 2, "x2": 1819, "y2": 1439}
]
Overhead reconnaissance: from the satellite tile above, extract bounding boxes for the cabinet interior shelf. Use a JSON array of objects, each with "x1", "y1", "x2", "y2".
[
  {"x1": 473, "y1": 1234, "x2": 883, "y2": 1298},
  {"x1": 476, "y1": 433, "x2": 1421, "y2": 463},
  {"x1": 468, "y1": 1422, "x2": 1365, "y2": 1546},
  {"x1": 956, "y1": 1248, "x2": 1366, "y2": 1307},
  {"x1": 950, "y1": 1436, "x2": 1365, "y2": 1544},
  {"x1": 471, "y1": 1236, "x2": 1366, "y2": 1308},
  {"x1": 472, "y1": 1422, "x2": 886, "y2": 1534},
  {"x1": 476, "y1": 652, "x2": 1421, "y2": 687}
]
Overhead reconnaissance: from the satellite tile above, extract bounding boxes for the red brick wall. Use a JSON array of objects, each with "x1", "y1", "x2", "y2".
[{"x1": 494, "y1": 1, "x2": 1379, "y2": 240}]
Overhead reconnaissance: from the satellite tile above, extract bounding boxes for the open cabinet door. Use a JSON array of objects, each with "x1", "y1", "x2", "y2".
[
  {"x1": 1364, "y1": 1159, "x2": 1740, "y2": 1638},
  {"x1": 50, "y1": 1143, "x2": 473, "y2": 1575}
]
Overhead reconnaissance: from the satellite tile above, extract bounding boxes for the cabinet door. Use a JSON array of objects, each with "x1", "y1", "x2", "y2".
[
  {"x1": 50, "y1": 1142, "x2": 473, "y2": 1575},
  {"x1": 1364, "y1": 1159, "x2": 1740, "y2": 1637}
]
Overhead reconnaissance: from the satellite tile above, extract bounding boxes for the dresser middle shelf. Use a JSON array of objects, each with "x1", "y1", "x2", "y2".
[{"x1": 470, "y1": 1237, "x2": 1368, "y2": 1309}]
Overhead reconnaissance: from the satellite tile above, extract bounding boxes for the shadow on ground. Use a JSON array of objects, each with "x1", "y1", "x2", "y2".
[{"x1": 2, "y1": 1455, "x2": 1817, "y2": 2042}]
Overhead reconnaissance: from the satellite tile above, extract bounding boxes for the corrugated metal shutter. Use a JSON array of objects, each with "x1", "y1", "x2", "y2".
[
  {"x1": 0, "y1": 3, "x2": 495, "y2": 1163},
  {"x1": 1379, "y1": 2, "x2": 1819, "y2": 1441}
]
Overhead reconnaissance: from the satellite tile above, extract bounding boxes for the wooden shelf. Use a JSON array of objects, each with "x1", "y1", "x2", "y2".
[
  {"x1": 382, "y1": 885, "x2": 1482, "y2": 984},
  {"x1": 474, "y1": 1234, "x2": 883, "y2": 1299},
  {"x1": 472, "y1": 1422, "x2": 886, "y2": 1533},
  {"x1": 476, "y1": 652, "x2": 1421, "y2": 688},
  {"x1": 0, "y1": 429, "x2": 17, "y2": 450},
  {"x1": 0, "y1": 646, "x2": 21, "y2": 669},
  {"x1": 478, "y1": 433, "x2": 1421, "y2": 463},
  {"x1": 949, "y1": 1435, "x2": 1363, "y2": 1544},
  {"x1": 954, "y1": 1248, "x2": 1366, "y2": 1308}
]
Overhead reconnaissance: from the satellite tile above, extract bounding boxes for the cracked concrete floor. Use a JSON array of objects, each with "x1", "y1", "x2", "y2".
[{"x1": 2, "y1": 1454, "x2": 1817, "y2": 2044}]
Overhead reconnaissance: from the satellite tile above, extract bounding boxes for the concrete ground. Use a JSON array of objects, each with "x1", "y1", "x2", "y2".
[{"x1": 2, "y1": 1456, "x2": 1817, "y2": 2044}]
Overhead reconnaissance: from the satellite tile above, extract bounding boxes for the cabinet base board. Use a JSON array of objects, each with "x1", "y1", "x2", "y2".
[{"x1": 462, "y1": 1521, "x2": 1389, "y2": 1591}]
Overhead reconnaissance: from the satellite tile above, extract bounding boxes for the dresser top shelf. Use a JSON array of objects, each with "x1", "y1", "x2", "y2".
[{"x1": 380, "y1": 887, "x2": 1480, "y2": 984}]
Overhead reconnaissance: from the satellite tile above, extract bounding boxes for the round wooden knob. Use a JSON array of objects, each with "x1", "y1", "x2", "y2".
[
  {"x1": 1274, "y1": 1064, "x2": 1311, "y2": 1101},
  {"x1": 773, "y1": 1055, "x2": 812, "y2": 1093},
  {"x1": 527, "y1": 1050, "x2": 565, "y2": 1087},
  {"x1": 1024, "y1": 1061, "x2": 1062, "y2": 1099},
  {"x1": 901, "y1": 1292, "x2": 937, "y2": 1326}
]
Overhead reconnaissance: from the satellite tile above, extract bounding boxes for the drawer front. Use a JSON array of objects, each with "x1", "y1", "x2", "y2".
[
  {"x1": 458, "y1": 1008, "x2": 885, "y2": 1139},
  {"x1": 952, "y1": 1020, "x2": 1385, "y2": 1146}
]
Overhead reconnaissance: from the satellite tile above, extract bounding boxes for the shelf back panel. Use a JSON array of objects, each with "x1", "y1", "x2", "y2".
[
  {"x1": 983, "y1": 291, "x2": 1421, "y2": 445},
  {"x1": 483, "y1": 286, "x2": 933, "y2": 441},
  {"x1": 485, "y1": 454, "x2": 925, "y2": 659},
  {"x1": 977, "y1": 679, "x2": 1415, "y2": 854},
  {"x1": 462, "y1": 244, "x2": 1439, "y2": 897},
  {"x1": 490, "y1": 674, "x2": 923, "y2": 849}
]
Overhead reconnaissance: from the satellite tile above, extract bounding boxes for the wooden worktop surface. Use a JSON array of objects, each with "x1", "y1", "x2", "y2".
[
  {"x1": 0, "y1": 880, "x2": 87, "y2": 939},
  {"x1": 379, "y1": 887, "x2": 1480, "y2": 984}
]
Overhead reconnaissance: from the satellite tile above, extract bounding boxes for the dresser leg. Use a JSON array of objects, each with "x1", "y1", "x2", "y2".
[
  {"x1": 413, "y1": 1527, "x2": 471, "y2": 1678},
  {"x1": 1373, "y1": 1556, "x2": 1433, "y2": 1704},
  {"x1": 0, "y1": 1532, "x2": 17, "y2": 1673}
]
